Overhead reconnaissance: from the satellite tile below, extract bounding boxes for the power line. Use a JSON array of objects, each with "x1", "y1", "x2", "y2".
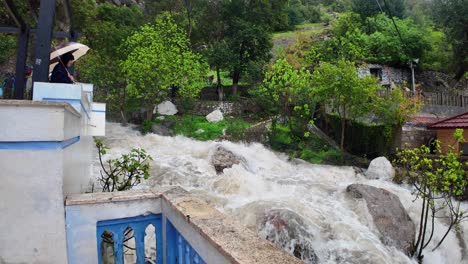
[{"x1": 373, "y1": 0, "x2": 407, "y2": 55}]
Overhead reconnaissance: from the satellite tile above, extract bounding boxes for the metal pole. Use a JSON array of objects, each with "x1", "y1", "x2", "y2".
[
  {"x1": 14, "y1": 27, "x2": 30, "y2": 99},
  {"x1": 32, "y1": 0, "x2": 57, "y2": 84},
  {"x1": 410, "y1": 61, "x2": 415, "y2": 97}
]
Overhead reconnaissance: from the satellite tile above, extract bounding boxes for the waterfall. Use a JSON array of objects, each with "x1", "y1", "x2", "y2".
[{"x1": 94, "y1": 123, "x2": 468, "y2": 264}]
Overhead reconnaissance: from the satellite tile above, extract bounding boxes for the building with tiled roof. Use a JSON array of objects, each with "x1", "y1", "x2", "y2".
[{"x1": 428, "y1": 112, "x2": 468, "y2": 154}]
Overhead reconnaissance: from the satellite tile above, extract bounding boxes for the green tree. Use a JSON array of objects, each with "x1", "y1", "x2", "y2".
[
  {"x1": 310, "y1": 13, "x2": 369, "y2": 63},
  {"x1": 366, "y1": 14, "x2": 431, "y2": 66},
  {"x1": 432, "y1": 0, "x2": 468, "y2": 79},
  {"x1": 75, "y1": 3, "x2": 144, "y2": 123},
  {"x1": 352, "y1": 0, "x2": 406, "y2": 20},
  {"x1": 312, "y1": 60, "x2": 379, "y2": 151},
  {"x1": 121, "y1": 13, "x2": 208, "y2": 120},
  {"x1": 252, "y1": 58, "x2": 313, "y2": 122},
  {"x1": 394, "y1": 131, "x2": 468, "y2": 261},
  {"x1": 204, "y1": 41, "x2": 233, "y2": 101}
]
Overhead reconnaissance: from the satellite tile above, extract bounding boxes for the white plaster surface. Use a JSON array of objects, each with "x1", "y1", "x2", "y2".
[
  {"x1": 89, "y1": 103, "x2": 106, "y2": 136},
  {"x1": 65, "y1": 197, "x2": 162, "y2": 264},
  {"x1": 0, "y1": 150, "x2": 68, "y2": 264},
  {"x1": 63, "y1": 136, "x2": 94, "y2": 195},
  {"x1": 0, "y1": 104, "x2": 68, "y2": 141},
  {"x1": 33, "y1": 82, "x2": 83, "y2": 112}
]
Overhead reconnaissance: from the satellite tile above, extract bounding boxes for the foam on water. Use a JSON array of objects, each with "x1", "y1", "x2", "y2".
[{"x1": 94, "y1": 123, "x2": 468, "y2": 264}]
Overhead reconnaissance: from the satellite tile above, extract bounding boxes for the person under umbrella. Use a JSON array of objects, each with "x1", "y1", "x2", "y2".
[{"x1": 50, "y1": 52, "x2": 75, "y2": 84}]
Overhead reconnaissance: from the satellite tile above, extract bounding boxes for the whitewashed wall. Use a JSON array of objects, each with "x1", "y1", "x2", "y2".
[{"x1": 0, "y1": 100, "x2": 95, "y2": 263}]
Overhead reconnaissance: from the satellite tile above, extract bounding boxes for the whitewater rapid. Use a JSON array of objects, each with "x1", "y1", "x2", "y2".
[{"x1": 95, "y1": 123, "x2": 468, "y2": 264}]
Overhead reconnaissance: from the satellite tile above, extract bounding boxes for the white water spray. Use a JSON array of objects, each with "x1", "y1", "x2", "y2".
[{"x1": 95, "y1": 123, "x2": 468, "y2": 264}]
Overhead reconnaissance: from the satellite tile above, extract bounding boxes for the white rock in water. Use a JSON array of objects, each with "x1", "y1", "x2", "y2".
[
  {"x1": 206, "y1": 109, "x2": 224, "y2": 123},
  {"x1": 365, "y1": 156, "x2": 395, "y2": 180},
  {"x1": 195, "y1": 129, "x2": 205, "y2": 134},
  {"x1": 157, "y1": 101, "x2": 178, "y2": 115}
]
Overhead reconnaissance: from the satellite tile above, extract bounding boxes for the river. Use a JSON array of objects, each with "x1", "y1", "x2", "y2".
[{"x1": 94, "y1": 123, "x2": 468, "y2": 264}]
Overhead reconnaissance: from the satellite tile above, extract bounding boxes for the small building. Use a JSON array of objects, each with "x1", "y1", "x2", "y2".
[
  {"x1": 358, "y1": 63, "x2": 411, "y2": 88},
  {"x1": 427, "y1": 112, "x2": 468, "y2": 154}
]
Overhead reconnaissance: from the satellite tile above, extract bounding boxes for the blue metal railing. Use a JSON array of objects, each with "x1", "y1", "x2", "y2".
[
  {"x1": 96, "y1": 215, "x2": 205, "y2": 264},
  {"x1": 96, "y1": 214, "x2": 163, "y2": 264},
  {"x1": 166, "y1": 220, "x2": 206, "y2": 264}
]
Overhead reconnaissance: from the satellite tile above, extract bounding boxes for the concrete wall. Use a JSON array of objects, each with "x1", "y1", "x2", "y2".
[
  {"x1": 0, "y1": 100, "x2": 95, "y2": 264},
  {"x1": 0, "y1": 150, "x2": 68, "y2": 264},
  {"x1": 65, "y1": 192, "x2": 161, "y2": 264},
  {"x1": 65, "y1": 188, "x2": 302, "y2": 264}
]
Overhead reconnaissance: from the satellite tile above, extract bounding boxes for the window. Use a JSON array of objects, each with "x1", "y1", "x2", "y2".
[
  {"x1": 370, "y1": 68, "x2": 383, "y2": 81},
  {"x1": 460, "y1": 143, "x2": 468, "y2": 156}
]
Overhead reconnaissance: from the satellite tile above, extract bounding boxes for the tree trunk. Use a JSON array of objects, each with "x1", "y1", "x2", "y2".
[
  {"x1": 120, "y1": 86, "x2": 127, "y2": 126},
  {"x1": 146, "y1": 107, "x2": 153, "y2": 121},
  {"x1": 340, "y1": 117, "x2": 346, "y2": 151},
  {"x1": 232, "y1": 69, "x2": 240, "y2": 95},
  {"x1": 216, "y1": 67, "x2": 223, "y2": 101}
]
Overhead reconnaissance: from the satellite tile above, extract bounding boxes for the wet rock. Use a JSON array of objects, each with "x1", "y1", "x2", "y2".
[
  {"x1": 162, "y1": 120, "x2": 176, "y2": 129},
  {"x1": 206, "y1": 109, "x2": 224, "y2": 122},
  {"x1": 243, "y1": 120, "x2": 271, "y2": 144},
  {"x1": 151, "y1": 124, "x2": 173, "y2": 136},
  {"x1": 365, "y1": 157, "x2": 395, "y2": 180},
  {"x1": 258, "y1": 209, "x2": 319, "y2": 263},
  {"x1": 347, "y1": 184, "x2": 415, "y2": 255},
  {"x1": 156, "y1": 101, "x2": 178, "y2": 116},
  {"x1": 210, "y1": 145, "x2": 244, "y2": 174}
]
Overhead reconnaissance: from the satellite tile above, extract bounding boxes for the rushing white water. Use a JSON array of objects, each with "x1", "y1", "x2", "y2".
[{"x1": 95, "y1": 123, "x2": 468, "y2": 264}]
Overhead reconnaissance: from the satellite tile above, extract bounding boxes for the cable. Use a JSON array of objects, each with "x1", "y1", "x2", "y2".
[{"x1": 373, "y1": 0, "x2": 408, "y2": 56}]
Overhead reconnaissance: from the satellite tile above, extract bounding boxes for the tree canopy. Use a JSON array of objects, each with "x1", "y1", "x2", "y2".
[{"x1": 120, "y1": 13, "x2": 208, "y2": 119}]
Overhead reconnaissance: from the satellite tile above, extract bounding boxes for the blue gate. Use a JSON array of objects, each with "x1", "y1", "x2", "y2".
[
  {"x1": 97, "y1": 214, "x2": 163, "y2": 264},
  {"x1": 96, "y1": 214, "x2": 206, "y2": 264}
]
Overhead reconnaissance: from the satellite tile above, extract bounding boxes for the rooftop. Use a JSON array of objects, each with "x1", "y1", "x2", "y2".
[{"x1": 428, "y1": 111, "x2": 468, "y2": 129}]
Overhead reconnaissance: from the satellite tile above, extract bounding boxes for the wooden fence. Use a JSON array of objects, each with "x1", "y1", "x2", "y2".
[
  {"x1": 421, "y1": 92, "x2": 468, "y2": 108},
  {"x1": 376, "y1": 90, "x2": 468, "y2": 108}
]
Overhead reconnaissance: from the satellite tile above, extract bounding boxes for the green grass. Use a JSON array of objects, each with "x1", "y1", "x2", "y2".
[
  {"x1": 208, "y1": 70, "x2": 249, "y2": 87},
  {"x1": 270, "y1": 124, "x2": 342, "y2": 164},
  {"x1": 173, "y1": 115, "x2": 252, "y2": 141},
  {"x1": 272, "y1": 22, "x2": 326, "y2": 39}
]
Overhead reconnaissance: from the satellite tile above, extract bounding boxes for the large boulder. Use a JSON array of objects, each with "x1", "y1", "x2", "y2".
[
  {"x1": 257, "y1": 209, "x2": 318, "y2": 263},
  {"x1": 210, "y1": 145, "x2": 245, "y2": 174},
  {"x1": 151, "y1": 124, "x2": 173, "y2": 136},
  {"x1": 156, "y1": 101, "x2": 178, "y2": 116},
  {"x1": 243, "y1": 120, "x2": 272, "y2": 144},
  {"x1": 206, "y1": 109, "x2": 224, "y2": 123},
  {"x1": 365, "y1": 157, "x2": 395, "y2": 180},
  {"x1": 347, "y1": 184, "x2": 415, "y2": 255}
]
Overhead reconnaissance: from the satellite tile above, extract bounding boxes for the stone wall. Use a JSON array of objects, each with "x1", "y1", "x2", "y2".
[
  {"x1": 179, "y1": 99, "x2": 261, "y2": 116},
  {"x1": 399, "y1": 126, "x2": 436, "y2": 149},
  {"x1": 358, "y1": 64, "x2": 411, "y2": 87}
]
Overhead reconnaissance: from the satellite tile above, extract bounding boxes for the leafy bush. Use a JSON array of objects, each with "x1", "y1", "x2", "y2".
[
  {"x1": 95, "y1": 138, "x2": 152, "y2": 192},
  {"x1": 173, "y1": 115, "x2": 251, "y2": 141}
]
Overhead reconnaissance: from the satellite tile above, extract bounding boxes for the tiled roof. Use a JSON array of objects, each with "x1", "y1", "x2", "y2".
[
  {"x1": 409, "y1": 117, "x2": 442, "y2": 124},
  {"x1": 428, "y1": 112, "x2": 468, "y2": 129}
]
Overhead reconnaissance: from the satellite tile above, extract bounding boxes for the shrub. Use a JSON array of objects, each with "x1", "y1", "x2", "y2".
[{"x1": 95, "y1": 138, "x2": 152, "y2": 192}]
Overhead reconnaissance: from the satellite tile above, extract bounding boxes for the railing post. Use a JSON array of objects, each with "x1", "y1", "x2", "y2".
[
  {"x1": 114, "y1": 231, "x2": 124, "y2": 264},
  {"x1": 134, "y1": 229, "x2": 145, "y2": 264}
]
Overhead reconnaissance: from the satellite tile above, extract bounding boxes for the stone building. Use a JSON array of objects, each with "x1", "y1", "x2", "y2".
[{"x1": 358, "y1": 64, "x2": 411, "y2": 88}]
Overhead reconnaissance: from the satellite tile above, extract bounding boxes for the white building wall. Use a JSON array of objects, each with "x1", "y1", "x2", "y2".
[
  {"x1": 65, "y1": 195, "x2": 162, "y2": 264},
  {"x1": 0, "y1": 100, "x2": 96, "y2": 264},
  {"x1": 0, "y1": 150, "x2": 68, "y2": 264}
]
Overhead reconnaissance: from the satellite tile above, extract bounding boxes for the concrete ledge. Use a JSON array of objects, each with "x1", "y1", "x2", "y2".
[
  {"x1": 160, "y1": 187, "x2": 303, "y2": 264},
  {"x1": 66, "y1": 190, "x2": 159, "y2": 206},
  {"x1": 0, "y1": 99, "x2": 81, "y2": 117}
]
